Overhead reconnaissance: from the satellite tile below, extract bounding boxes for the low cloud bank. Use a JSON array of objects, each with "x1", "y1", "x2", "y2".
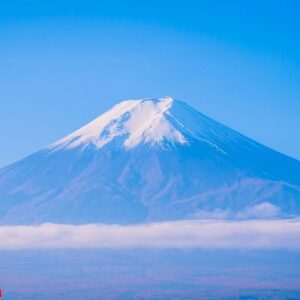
[
  {"x1": 1, "y1": 219, "x2": 300, "y2": 250},
  {"x1": 190, "y1": 202, "x2": 281, "y2": 220}
]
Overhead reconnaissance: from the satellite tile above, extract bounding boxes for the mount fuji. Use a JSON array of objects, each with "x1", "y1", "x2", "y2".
[{"x1": 0, "y1": 96, "x2": 300, "y2": 224}]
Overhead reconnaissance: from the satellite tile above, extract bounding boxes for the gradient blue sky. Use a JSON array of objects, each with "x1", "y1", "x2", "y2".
[{"x1": 0, "y1": 0, "x2": 299, "y2": 167}]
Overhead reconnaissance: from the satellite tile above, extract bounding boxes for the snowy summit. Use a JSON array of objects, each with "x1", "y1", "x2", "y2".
[
  {"x1": 49, "y1": 96, "x2": 239, "y2": 152},
  {"x1": 50, "y1": 96, "x2": 187, "y2": 150}
]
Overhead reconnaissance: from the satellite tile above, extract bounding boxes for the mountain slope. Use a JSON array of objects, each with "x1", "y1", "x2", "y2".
[{"x1": 0, "y1": 97, "x2": 299, "y2": 224}]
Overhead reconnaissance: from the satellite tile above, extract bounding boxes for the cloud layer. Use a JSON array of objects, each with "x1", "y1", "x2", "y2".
[{"x1": 1, "y1": 219, "x2": 300, "y2": 250}]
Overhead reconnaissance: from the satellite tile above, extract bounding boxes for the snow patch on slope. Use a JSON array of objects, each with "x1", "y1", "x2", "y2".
[{"x1": 49, "y1": 97, "x2": 188, "y2": 151}]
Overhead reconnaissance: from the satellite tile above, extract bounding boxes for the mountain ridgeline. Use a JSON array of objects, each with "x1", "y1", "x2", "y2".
[{"x1": 0, "y1": 97, "x2": 299, "y2": 224}]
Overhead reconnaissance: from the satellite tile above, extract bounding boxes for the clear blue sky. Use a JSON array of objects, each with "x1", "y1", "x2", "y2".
[{"x1": 0, "y1": 0, "x2": 299, "y2": 167}]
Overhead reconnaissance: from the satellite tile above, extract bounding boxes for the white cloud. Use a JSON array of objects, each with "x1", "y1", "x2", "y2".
[
  {"x1": 236, "y1": 202, "x2": 281, "y2": 219},
  {"x1": 0, "y1": 219, "x2": 300, "y2": 250},
  {"x1": 190, "y1": 203, "x2": 281, "y2": 220}
]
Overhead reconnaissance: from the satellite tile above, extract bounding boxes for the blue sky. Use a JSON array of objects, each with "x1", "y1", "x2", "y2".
[{"x1": 0, "y1": 0, "x2": 300, "y2": 167}]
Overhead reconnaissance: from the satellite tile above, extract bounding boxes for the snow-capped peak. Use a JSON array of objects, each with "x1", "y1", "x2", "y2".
[
  {"x1": 49, "y1": 96, "x2": 244, "y2": 152},
  {"x1": 50, "y1": 96, "x2": 191, "y2": 151}
]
